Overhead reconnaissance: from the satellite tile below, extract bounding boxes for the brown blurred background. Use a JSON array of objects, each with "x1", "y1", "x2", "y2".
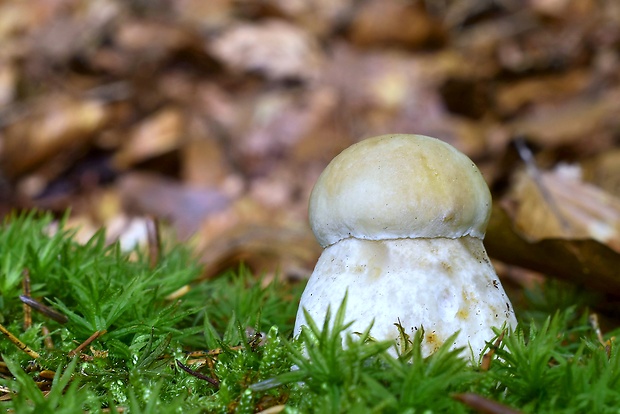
[{"x1": 1, "y1": 0, "x2": 620, "y2": 299}]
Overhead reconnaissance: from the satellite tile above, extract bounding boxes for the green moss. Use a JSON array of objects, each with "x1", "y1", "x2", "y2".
[{"x1": 0, "y1": 211, "x2": 617, "y2": 413}]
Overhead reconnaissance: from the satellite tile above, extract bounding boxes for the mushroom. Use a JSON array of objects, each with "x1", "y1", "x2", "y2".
[{"x1": 294, "y1": 134, "x2": 516, "y2": 358}]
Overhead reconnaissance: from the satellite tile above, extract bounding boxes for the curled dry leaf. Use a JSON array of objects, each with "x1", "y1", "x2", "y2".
[
  {"x1": 486, "y1": 165, "x2": 620, "y2": 294},
  {"x1": 505, "y1": 164, "x2": 620, "y2": 252}
]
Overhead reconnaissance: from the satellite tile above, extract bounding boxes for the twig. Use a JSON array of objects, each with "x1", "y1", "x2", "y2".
[
  {"x1": 41, "y1": 326, "x2": 54, "y2": 349},
  {"x1": 19, "y1": 295, "x2": 68, "y2": 324},
  {"x1": 453, "y1": 392, "x2": 524, "y2": 414},
  {"x1": 68, "y1": 330, "x2": 106, "y2": 357},
  {"x1": 0, "y1": 323, "x2": 40, "y2": 359},
  {"x1": 22, "y1": 269, "x2": 32, "y2": 330},
  {"x1": 176, "y1": 360, "x2": 220, "y2": 388},
  {"x1": 147, "y1": 216, "x2": 161, "y2": 269}
]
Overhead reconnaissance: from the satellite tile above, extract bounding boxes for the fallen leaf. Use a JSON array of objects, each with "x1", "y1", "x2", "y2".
[
  {"x1": 118, "y1": 172, "x2": 230, "y2": 240},
  {"x1": 486, "y1": 204, "x2": 620, "y2": 295},
  {"x1": 581, "y1": 149, "x2": 620, "y2": 198},
  {"x1": 347, "y1": 0, "x2": 445, "y2": 48},
  {"x1": 207, "y1": 19, "x2": 323, "y2": 82},
  {"x1": 113, "y1": 107, "x2": 185, "y2": 169},
  {"x1": 504, "y1": 164, "x2": 620, "y2": 251},
  {"x1": 508, "y1": 88, "x2": 620, "y2": 147},
  {"x1": 1, "y1": 97, "x2": 107, "y2": 178}
]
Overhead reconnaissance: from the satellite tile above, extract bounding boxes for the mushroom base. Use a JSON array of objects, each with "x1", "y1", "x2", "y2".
[{"x1": 294, "y1": 237, "x2": 517, "y2": 359}]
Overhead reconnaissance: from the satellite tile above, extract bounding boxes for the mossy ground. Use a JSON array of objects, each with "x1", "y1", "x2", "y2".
[{"x1": 0, "y1": 212, "x2": 618, "y2": 413}]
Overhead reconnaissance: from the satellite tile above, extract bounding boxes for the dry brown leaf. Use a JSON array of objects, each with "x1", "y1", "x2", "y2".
[
  {"x1": 347, "y1": 0, "x2": 445, "y2": 48},
  {"x1": 259, "y1": 0, "x2": 354, "y2": 37},
  {"x1": 198, "y1": 222, "x2": 318, "y2": 281},
  {"x1": 172, "y1": 0, "x2": 234, "y2": 31},
  {"x1": 581, "y1": 149, "x2": 620, "y2": 198},
  {"x1": 486, "y1": 164, "x2": 620, "y2": 295},
  {"x1": 27, "y1": 3, "x2": 118, "y2": 66},
  {"x1": 116, "y1": 19, "x2": 201, "y2": 57},
  {"x1": 508, "y1": 88, "x2": 620, "y2": 147},
  {"x1": 113, "y1": 108, "x2": 185, "y2": 170},
  {"x1": 530, "y1": 0, "x2": 573, "y2": 16},
  {"x1": 1, "y1": 97, "x2": 107, "y2": 178},
  {"x1": 196, "y1": 195, "x2": 318, "y2": 281},
  {"x1": 208, "y1": 19, "x2": 323, "y2": 81},
  {"x1": 323, "y1": 45, "x2": 491, "y2": 158},
  {"x1": 118, "y1": 172, "x2": 230, "y2": 240},
  {"x1": 494, "y1": 70, "x2": 590, "y2": 115},
  {"x1": 0, "y1": 61, "x2": 17, "y2": 106},
  {"x1": 486, "y1": 203, "x2": 620, "y2": 295},
  {"x1": 181, "y1": 134, "x2": 235, "y2": 190},
  {"x1": 0, "y1": 1, "x2": 65, "y2": 45},
  {"x1": 504, "y1": 165, "x2": 620, "y2": 252},
  {"x1": 237, "y1": 87, "x2": 338, "y2": 172}
]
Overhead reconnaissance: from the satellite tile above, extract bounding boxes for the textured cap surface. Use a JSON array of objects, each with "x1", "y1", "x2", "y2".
[{"x1": 309, "y1": 134, "x2": 492, "y2": 247}]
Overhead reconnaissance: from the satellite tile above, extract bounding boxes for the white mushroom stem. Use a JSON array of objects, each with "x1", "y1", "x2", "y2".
[{"x1": 294, "y1": 236, "x2": 515, "y2": 357}]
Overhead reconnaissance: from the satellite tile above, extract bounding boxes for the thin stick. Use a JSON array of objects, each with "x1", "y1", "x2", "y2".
[
  {"x1": 19, "y1": 295, "x2": 68, "y2": 324},
  {"x1": 146, "y1": 216, "x2": 161, "y2": 269},
  {"x1": 41, "y1": 326, "x2": 54, "y2": 349},
  {"x1": 176, "y1": 360, "x2": 220, "y2": 388},
  {"x1": 68, "y1": 330, "x2": 107, "y2": 357},
  {"x1": 22, "y1": 269, "x2": 32, "y2": 330},
  {"x1": 0, "y1": 323, "x2": 40, "y2": 359},
  {"x1": 453, "y1": 392, "x2": 524, "y2": 414}
]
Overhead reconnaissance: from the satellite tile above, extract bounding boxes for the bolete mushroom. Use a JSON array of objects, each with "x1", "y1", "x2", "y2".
[{"x1": 294, "y1": 134, "x2": 516, "y2": 358}]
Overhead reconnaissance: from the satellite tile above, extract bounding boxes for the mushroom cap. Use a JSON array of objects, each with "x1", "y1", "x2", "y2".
[{"x1": 309, "y1": 134, "x2": 492, "y2": 247}]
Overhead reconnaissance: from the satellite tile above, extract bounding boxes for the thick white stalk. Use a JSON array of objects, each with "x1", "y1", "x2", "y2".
[{"x1": 294, "y1": 237, "x2": 516, "y2": 358}]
